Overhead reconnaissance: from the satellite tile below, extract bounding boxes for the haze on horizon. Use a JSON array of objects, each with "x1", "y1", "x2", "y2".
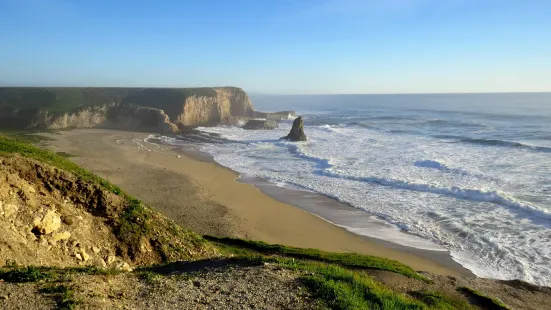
[{"x1": 1, "y1": 0, "x2": 550, "y2": 95}]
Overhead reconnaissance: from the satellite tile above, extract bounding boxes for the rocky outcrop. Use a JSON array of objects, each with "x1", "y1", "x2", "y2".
[
  {"x1": 177, "y1": 88, "x2": 254, "y2": 126},
  {"x1": 28, "y1": 105, "x2": 113, "y2": 130},
  {"x1": 281, "y1": 116, "x2": 307, "y2": 141},
  {"x1": 0, "y1": 87, "x2": 255, "y2": 133},
  {"x1": 243, "y1": 119, "x2": 278, "y2": 130},
  {"x1": 33, "y1": 210, "x2": 62, "y2": 235},
  {"x1": 107, "y1": 104, "x2": 179, "y2": 133}
]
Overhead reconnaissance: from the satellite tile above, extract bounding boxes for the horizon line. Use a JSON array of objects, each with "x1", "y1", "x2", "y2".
[
  {"x1": 0, "y1": 85, "x2": 550, "y2": 96},
  {"x1": 250, "y1": 91, "x2": 551, "y2": 96}
]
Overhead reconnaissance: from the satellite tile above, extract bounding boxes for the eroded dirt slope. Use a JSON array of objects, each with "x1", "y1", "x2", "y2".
[{"x1": 0, "y1": 155, "x2": 217, "y2": 270}]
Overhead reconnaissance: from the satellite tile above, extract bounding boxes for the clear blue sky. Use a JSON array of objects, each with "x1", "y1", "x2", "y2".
[{"x1": 1, "y1": 0, "x2": 550, "y2": 94}]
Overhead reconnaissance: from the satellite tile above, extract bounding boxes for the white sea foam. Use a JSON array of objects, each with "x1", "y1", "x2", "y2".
[{"x1": 191, "y1": 105, "x2": 551, "y2": 286}]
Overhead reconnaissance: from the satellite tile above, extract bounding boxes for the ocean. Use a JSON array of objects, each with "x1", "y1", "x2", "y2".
[{"x1": 153, "y1": 93, "x2": 551, "y2": 285}]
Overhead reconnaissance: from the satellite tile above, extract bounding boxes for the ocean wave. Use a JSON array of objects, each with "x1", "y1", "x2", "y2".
[
  {"x1": 319, "y1": 170, "x2": 551, "y2": 221},
  {"x1": 282, "y1": 146, "x2": 550, "y2": 221},
  {"x1": 317, "y1": 124, "x2": 345, "y2": 133},
  {"x1": 414, "y1": 160, "x2": 502, "y2": 183},
  {"x1": 434, "y1": 135, "x2": 551, "y2": 153},
  {"x1": 285, "y1": 143, "x2": 335, "y2": 170}
]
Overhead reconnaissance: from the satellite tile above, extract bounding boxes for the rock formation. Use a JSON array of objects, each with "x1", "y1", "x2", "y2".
[
  {"x1": 281, "y1": 116, "x2": 307, "y2": 141},
  {"x1": 243, "y1": 119, "x2": 278, "y2": 130},
  {"x1": 122, "y1": 87, "x2": 255, "y2": 127},
  {"x1": 108, "y1": 104, "x2": 179, "y2": 133}
]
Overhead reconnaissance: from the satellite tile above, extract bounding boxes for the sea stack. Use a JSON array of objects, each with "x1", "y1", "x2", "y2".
[{"x1": 282, "y1": 116, "x2": 307, "y2": 141}]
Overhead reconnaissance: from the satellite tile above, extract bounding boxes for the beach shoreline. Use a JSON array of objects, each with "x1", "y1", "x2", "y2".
[
  {"x1": 178, "y1": 151, "x2": 472, "y2": 276},
  {"x1": 39, "y1": 128, "x2": 472, "y2": 277}
]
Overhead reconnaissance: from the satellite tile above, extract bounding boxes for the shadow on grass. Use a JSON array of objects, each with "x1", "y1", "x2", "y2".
[
  {"x1": 204, "y1": 235, "x2": 429, "y2": 282},
  {"x1": 458, "y1": 287, "x2": 510, "y2": 310},
  {"x1": 39, "y1": 284, "x2": 81, "y2": 310},
  {"x1": 138, "y1": 257, "x2": 265, "y2": 276},
  {"x1": 0, "y1": 266, "x2": 122, "y2": 283}
]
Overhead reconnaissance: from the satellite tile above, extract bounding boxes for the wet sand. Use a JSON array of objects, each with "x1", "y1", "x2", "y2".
[{"x1": 40, "y1": 129, "x2": 472, "y2": 277}]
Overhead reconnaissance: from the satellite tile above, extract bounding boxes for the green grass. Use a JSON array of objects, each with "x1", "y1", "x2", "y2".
[
  {"x1": 0, "y1": 266, "x2": 54, "y2": 283},
  {"x1": 0, "y1": 266, "x2": 123, "y2": 283},
  {"x1": 138, "y1": 270, "x2": 164, "y2": 285},
  {"x1": 0, "y1": 135, "x2": 123, "y2": 194},
  {"x1": 0, "y1": 134, "x2": 129, "y2": 216},
  {"x1": 282, "y1": 260, "x2": 426, "y2": 309},
  {"x1": 63, "y1": 266, "x2": 123, "y2": 276},
  {"x1": 205, "y1": 236, "x2": 428, "y2": 282},
  {"x1": 410, "y1": 291, "x2": 472, "y2": 310},
  {"x1": 279, "y1": 259, "x2": 476, "y2": 309},
  {"x1": 459, "y1": 287, "x2": 510, "y2": 310},
  {"x1": 40, "y1": 284, "x2": 81, "y2": 310},
  {"x1": 0, "y1": 129, "x2": 55, "y2": 144},
  {"x1": 116, "y1": 201, "x2": 151, "y2": 259}
]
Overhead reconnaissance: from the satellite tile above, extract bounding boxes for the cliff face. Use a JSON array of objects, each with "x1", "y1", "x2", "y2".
[
  {"x1": 178, "y1": 88, "x2": 254, "y2": 126},
  {"x1": 29, "y1": 105, "x2": 113, "y2": 130},
  {"x1": 0, "y1": 87, "x2": 254, "y2": 133},
  {"x1": 6, "y1": 104, "x2": 178, "y2": 134}
]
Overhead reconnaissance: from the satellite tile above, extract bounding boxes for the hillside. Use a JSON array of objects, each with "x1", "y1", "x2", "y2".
[
  {"x1": 0, "y1": 87, "x2": 254, "y2": 131},
  {"x1": 0, "y1": 134, "x2": 549, "y2": 309}
]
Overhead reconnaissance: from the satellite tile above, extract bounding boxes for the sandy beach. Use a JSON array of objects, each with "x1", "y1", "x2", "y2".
[{"x1": 40, "y1": 129, "x2": 471, "y2": 277}]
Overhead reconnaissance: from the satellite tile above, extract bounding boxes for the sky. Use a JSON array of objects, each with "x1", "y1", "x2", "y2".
[{"x1": 0, "y1": 0, "x2": 550, "y2": 94}]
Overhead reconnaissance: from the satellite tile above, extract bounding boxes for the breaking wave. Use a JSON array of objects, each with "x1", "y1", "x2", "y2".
[{"x1": 435, "y1": 135, "x2": 551, "y2": 153}]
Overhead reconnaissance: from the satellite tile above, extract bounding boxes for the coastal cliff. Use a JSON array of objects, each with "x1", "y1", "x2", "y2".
[
  {"x1": 0, "y1": 134, "x2": 547, "y2": 310},
  {"x1": 177, "y1": 88, "x2": 254, "y2": 126},
  {"x1": 0, "y1": 87, "x2": 254, "y2": 132}
]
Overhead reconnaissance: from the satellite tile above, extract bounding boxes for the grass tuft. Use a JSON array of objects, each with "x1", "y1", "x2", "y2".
[
  {"x1": 0, "y1": 265, "x2": 123, "y2": 283},
  {"x1": 0, "y1": 135, "x2": 124, "y2": 196},
  {"x1": 459, "y1": 287, "x2": 510, "y2": 310},
  {"x1": 0, "y1": 266, "x2": 53, "y2": 283},
  {"x1": 410, "y1": 290, "x2": 472, "y2": 310},
  {"x1": 116, "y1": 200, "x2": 151, "y2": 259},
  {"x1": 138, "y1": 271, "x2": 163, "y2": 285},
  {"x1": 296, "y1": 262, "x2": 426, "y2": 309},
  {"x1": 40, "y1": 284, "x2": 81, "y2": 310},
  {"x1": 0, "y1": 130, "x2": 55, "y2": 144}
]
